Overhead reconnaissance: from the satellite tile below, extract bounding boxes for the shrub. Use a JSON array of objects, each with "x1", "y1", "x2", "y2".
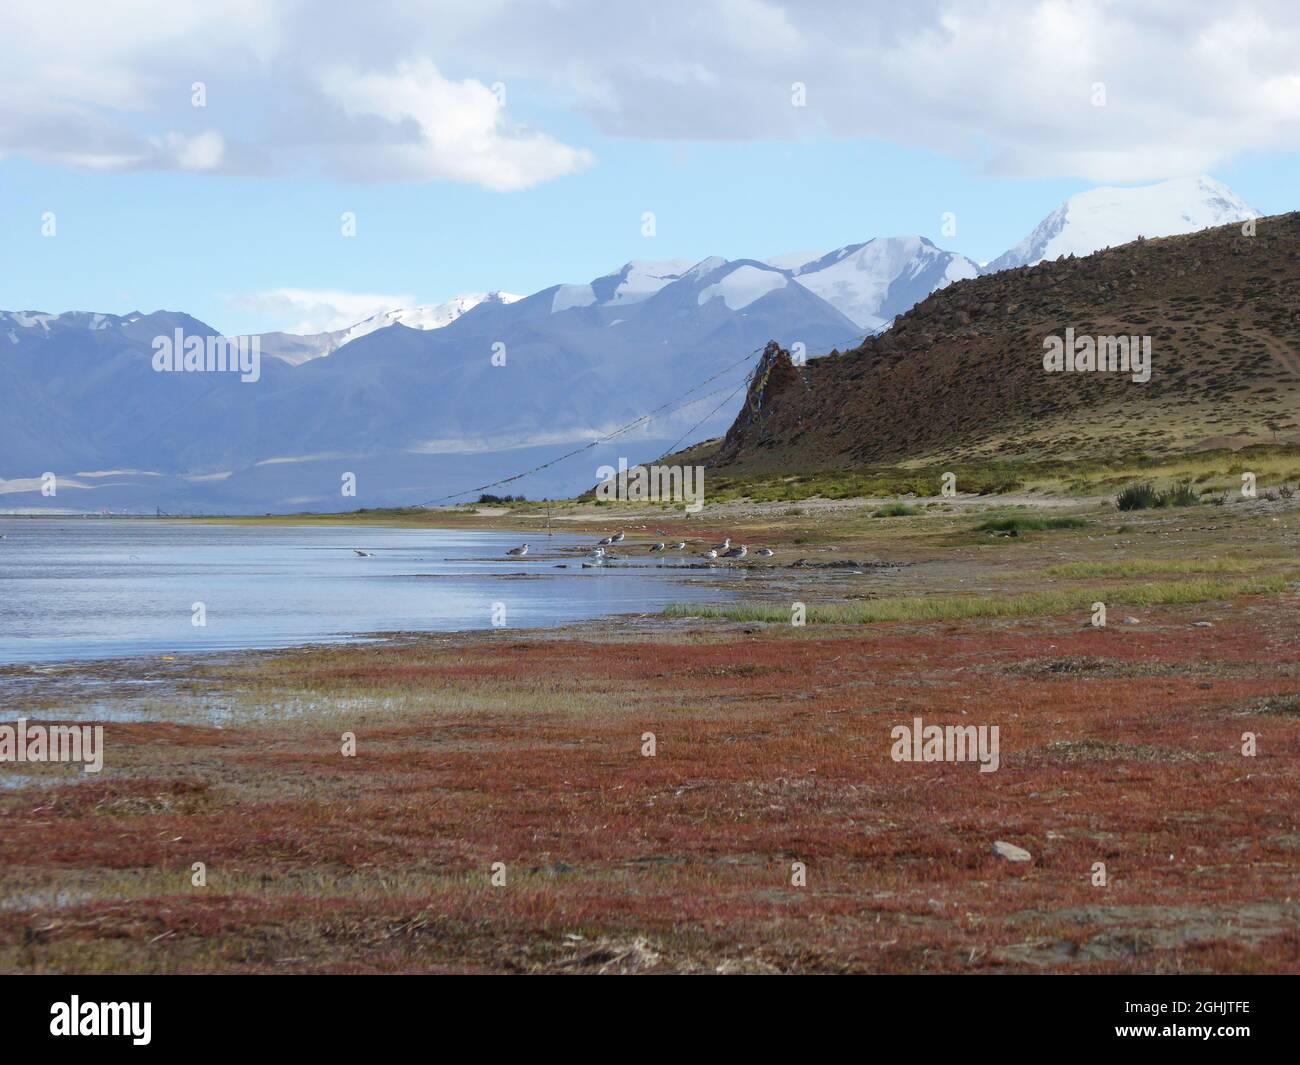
[
  {"x1": 1162, "y1": 481, "x2": 1200, "y2": 507},
  {"x1": 1117, "y1": 481, "x2": 1201, "y2": 509},
  {"x1": 1117, "y1": 482, "x2": 1161, "y2": 510}
]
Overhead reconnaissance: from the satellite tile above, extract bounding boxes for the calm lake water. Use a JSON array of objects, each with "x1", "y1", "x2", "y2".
[{"x1": 0, "y1": 519, "x2": 738, "y2": 664}]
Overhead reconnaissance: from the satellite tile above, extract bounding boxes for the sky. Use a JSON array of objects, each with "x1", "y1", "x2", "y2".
[{"x1": 2, "y1": 0, "x2": 1300, "y2": 336}]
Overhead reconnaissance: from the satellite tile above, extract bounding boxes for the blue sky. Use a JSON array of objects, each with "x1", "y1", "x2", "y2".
[{"x1": 3, "y1": 1, "x2": 1299, "y2": 336}]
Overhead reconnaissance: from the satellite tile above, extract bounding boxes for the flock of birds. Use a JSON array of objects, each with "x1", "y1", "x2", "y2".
[
  {"x1": 350, "y1": 530, "x2": 775, "y2": 564},
  {"x1": 508, "y1": 529, "x2": 774, "y2": 565}
]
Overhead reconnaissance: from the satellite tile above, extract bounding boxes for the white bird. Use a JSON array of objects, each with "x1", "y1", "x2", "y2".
[
  {"x1": 673, "y1": 542, "x2": 686, "y2": 550},
  {"x1": 610, "y1": 531, "x2": 625, "y2": 543},
  {"x1": 757, "y1": 547, "x2": 774, "y2": 557},
  {"x1": 507, "y1": 544, "x2": 529, "y2": 557},
  {"x1": 598, "y1": 536, "x2": 614, "y2": 546},
  {"x1": 650, "y1": 542, "x2": 665, "y2": 552},
  {"x1": 353, "y1": 549, "x2": 374, "y2": 557},
  {"x1": 703, "y1": 549, "x2": 718, "y2": 560},
  {"x1": 722, "y1": 544, "x2": 748, "y2": 559},
  {"x1": 591, "y1": 546, "x2": 605, "y2": 556},
  {"x1": 713, "y1": 537, "x2": 731, "y2": 552},
  {"x1": 584, "y1": 548, "x2": 605, "y2": 565}
]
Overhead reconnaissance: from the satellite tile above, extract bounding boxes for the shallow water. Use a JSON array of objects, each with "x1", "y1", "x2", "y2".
[{"x1": 0, "y1": 519, "x2": 736, "y2": 664}]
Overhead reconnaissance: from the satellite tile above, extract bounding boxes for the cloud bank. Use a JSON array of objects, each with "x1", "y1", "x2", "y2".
[{"x1": 1, "y1": 0, "x2": 1298, "y2": 186}]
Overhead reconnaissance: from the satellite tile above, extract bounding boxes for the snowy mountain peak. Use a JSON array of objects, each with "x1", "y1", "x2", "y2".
[
  {"x1": 985, "y1": 175, "x2": 1257, "y2": 272},
  {"x1": 696, "y1": 262, "x2": 790, "y2": 310},
  {"x1": 590, "y1": 259, "x2": 699, "y2": 305},
  {"x1": 259, "y1": 292, "x2": 524, "y2": 364},
  {"x1": 550, "y1": 256, "x2": 735, "y2": 314},
  {"x1": 680, "y1": 256, "x2": 730, "y2": 281},
  {"x1": 1, "y1": 310, "x2": 123, "y2": 335},
  {"x1": 786, "y1": 237, "x2": 979, "y2": 331},
  {"x1": 339, "y1": 292, "x2": 522, "y2": 343}
]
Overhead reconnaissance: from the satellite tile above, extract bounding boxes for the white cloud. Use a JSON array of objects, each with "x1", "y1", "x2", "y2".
[
  {"x1": 319, "y1": 60, "x2": 593, "y2": 190},
  {"x1": 162, "y1": 131, "x2": 226, "y2": 172},
  {"x1": 2, "y1": 1, "x2": 1300, "y2": 185},
  {"x1": 0, "y1": 1, "x2": 589, "y2": 189},
  {"x1": 446, "y1": 0, "x2": 1300, "y2": 182},
  {"x1": 0, "y1": 0, "x2": 274, "y2": 172},
  {"x1": 230, "y1": 288, "x2": 415, "y2": 335}
]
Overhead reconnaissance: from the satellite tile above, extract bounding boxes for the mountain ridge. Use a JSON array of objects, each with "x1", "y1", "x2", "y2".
[{"x1": 708, "y1": 212, "x2": 1300, "y2": 477}]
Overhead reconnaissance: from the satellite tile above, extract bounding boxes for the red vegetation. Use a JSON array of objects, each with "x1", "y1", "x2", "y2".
[{"x1": 1, "y1": 597, "x2": 1297, "y2": 973}]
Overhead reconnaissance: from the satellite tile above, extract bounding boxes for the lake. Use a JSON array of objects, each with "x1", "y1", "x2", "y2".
[{"x1": 0, "y1": 519, "x2": 738, "y2": 664}]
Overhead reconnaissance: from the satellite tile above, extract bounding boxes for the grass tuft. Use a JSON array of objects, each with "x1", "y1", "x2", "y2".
[
  {"x1": 1045, "y1": 558, "x2": 1284, "y2": 579},
  {"x1": 974, "y1": 515, "x2": 1087, "y2": 533}
]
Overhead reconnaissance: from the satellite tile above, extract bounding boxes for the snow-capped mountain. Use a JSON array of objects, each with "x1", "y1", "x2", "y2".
[
  {"x1": 255, "y1": 291, "x2": 523, "y2": 365},
  {"x1": 985, "y1": 175, "x2": 1256, "y2": 273},
  {"x1": 695, "y1": 261, "x2": 792, "y2": 310},
  {"x1": 3, "y1": 309, "x2": 149, "y2": 344},
  {"x1": 3, "y1": 310, "x2": 107, "y2": 338},
  {"x1": 547, "y1": 241, "x2": 977, "y2": 332},
  {"x1": 2, "y1": 309, "x2": 216, "y2": 351},
  {"x1": 0, "y1": 259, "x2": 861, "y2": 512},
  {"x1": 591, "y1": 259, "x2": 703, "y2": 305},
  {"x1": 779, "y1": 237, "x2": 979, "y2": 331},
  {"x1": 2, "y1": 175, "x2": 1267, "y2": 513},
  {"x1": 335, "y1": 292, "x2": 523, "y2": 345},
  {"x1": 550, "y1": 259, "x2": 716, "y2": 312}
]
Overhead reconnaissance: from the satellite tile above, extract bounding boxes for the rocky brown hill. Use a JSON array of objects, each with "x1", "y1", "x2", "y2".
[{"x1": 708, "y1": 213, "x2": 1300, "y2": 475}]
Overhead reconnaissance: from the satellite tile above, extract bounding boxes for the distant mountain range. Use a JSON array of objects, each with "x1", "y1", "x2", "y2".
[
  {"x1": 0, "y1": 176, "x2": 1260, "y2": 513},
  {"x1": 253, "y1": 292, "x2": 525, "y2": 366}
]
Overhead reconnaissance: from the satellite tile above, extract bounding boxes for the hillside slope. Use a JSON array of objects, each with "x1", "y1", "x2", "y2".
[{"x1": 710, "y1": 213, "x2": 1300, "y2": 476}]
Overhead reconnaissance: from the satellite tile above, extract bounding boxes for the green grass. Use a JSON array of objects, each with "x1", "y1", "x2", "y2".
[
  {"x1": 973, "y1": 515, "x2": 1088, "y2": 533},
  {"x1": 688, "y1": 444, "x2": 1300, "y2": 504},
  {"x1": 664, "y1": 575, "x2": 1293, "y2": 626},
  {"x1": 1045, "y1": 558, "x2": 1284, "y2": 579}
]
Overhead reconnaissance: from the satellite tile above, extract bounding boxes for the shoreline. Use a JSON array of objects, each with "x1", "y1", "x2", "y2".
[{"x1": 2, "y1": 492, "x2": 1298, "y2": 973}]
